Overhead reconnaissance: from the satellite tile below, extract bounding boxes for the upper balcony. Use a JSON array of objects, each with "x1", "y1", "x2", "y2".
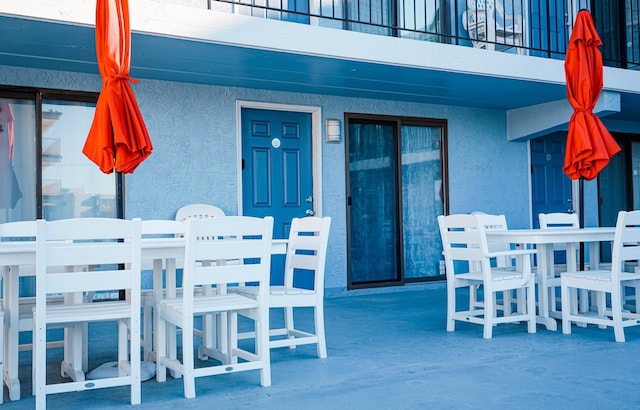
[{"x1": 1, "y1": 0, "x2": 640, "y2": 135}]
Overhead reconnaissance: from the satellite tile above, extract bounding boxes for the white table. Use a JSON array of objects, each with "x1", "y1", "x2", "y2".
[
  {"x1": 0, "y1": 237, "x2": 287, "y2": 401},
  {"x1": 486, "y1": 227, "x2": 616, "y2": 331}
]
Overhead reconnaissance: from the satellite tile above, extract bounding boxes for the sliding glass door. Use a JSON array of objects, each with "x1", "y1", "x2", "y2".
[{"x1": 346, "y1": 114, "x2": 447, "y2": 288}]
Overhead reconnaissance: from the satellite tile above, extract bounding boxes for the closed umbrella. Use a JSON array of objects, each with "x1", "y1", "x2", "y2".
[
  {"x1": 83, "y1": 0, "x2": 152, "y2": 174},
  {"x1": 564, "y1": 9, "x2": 620, "y2": 269},
  {"x1": 564, "y1": 10, "x2": 619, "y2": 181}
]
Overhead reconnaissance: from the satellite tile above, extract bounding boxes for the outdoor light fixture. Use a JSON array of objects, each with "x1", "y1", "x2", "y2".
[{"x1": 325, "y1": 119, "x2": 341, "y2": 143}]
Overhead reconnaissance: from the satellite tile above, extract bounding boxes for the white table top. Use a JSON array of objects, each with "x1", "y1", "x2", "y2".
[{"x1": 485, "y1": 227, "x2": 616, "y2": 244}]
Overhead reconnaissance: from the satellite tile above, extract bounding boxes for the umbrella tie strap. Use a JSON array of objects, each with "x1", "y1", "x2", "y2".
[{"x1": 105, "y1": 74, "x2": 139, "y2": 84}]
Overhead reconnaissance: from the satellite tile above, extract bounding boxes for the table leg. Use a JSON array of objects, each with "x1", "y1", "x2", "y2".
[
  {"x1": 165, "y1": 258, "x2": 180, "y2": 379},
  {"x1": 147, "y1": 258, "x2": 163, "y2": 362},
  {"x1": 536, "y1": 245, "x2": 557, "y2": 331}
]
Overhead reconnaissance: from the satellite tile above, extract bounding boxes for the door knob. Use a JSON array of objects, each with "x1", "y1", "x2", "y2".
[{"x1": 306, "y1": 209, "x2": 315, "y2": 216}]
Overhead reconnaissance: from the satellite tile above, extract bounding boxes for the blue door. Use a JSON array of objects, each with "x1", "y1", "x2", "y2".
[
  {"x1": 531, "y1": 132, "x2": 574, "y2": 265},
  {"x1": 241, "y1": 108, "x2": 313, "y2": 286},
  {"x1": 531, "y1": 132, "x2": 574, "y2": 228}
]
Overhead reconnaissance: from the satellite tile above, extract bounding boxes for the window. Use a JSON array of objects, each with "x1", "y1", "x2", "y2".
[{"x1": 0, "y1": 87, "x2": 123, "y2": 224}]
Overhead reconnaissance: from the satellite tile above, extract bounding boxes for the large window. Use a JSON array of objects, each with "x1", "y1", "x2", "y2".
[{"x1": 0, "y1": 87, "x2": 123, "y2": 224}]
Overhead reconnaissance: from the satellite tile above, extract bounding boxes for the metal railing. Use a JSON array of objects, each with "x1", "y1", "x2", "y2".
[{"x1": 207, "y1": 0, "x2": 640, "y2": 70}]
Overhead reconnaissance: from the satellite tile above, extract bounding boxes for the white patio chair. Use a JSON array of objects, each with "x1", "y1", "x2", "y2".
[
  {"x1": 538, "y1": 212, "x2": 580, "y2": 316},
  {"x1": 232, "y1": 216, "x2": 331, "y2": 358},
  {"x1": 174, "y1": 203, "x2": 226, "y2": 360},
  {"x1": 155, "y1": 216, "x2": 273, "y2": 398},
  {"x1": 0, "y1": 221, "x2": 77, "y2": 401},
  {"x1": 438, "y1": 213, "x2": 536, "y2": 339},
  {"x1": 561, "y1": 210, "x2": 640, "y2": 342},
  {"x1": 468, "y1": 212, "x2": 521, "y2": 316},
  {"x1": 32, "y1": 218, "x2": 142, "y2": 408}
]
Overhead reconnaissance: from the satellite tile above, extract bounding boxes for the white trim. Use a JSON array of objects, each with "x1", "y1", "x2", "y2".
[{"x1": 235, "y1": 100, "x2": 323, "y2": 217}]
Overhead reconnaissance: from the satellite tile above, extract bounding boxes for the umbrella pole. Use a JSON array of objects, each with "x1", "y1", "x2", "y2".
[{"x1": 579, "y1": 177, "x2": 585, "y2": 270}]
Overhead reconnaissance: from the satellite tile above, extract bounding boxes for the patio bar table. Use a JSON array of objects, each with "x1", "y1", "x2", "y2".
[
  {"x1": 0, "y1": 234, "x2": 287, "y2": 401},
  {"x1": 485, "y1": 227, "x2": 615, "y2": 331}
]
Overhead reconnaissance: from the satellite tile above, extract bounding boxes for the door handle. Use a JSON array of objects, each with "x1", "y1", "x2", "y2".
[{"x1": 306, "y1": 209, "x2": 315, "y2": 216}]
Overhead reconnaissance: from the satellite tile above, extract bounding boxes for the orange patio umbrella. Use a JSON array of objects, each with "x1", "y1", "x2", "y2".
[
  {"x1": 83, "y1": 0, "x2": 152, "y2": 174},
  {"x1": 563, "y1": 10, "x2": 620, "y2": 181}
]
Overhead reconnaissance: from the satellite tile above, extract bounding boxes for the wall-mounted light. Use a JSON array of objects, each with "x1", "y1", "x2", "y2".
[{"x1": 325, "y1": 119, "x2": 341, "y2": 143}]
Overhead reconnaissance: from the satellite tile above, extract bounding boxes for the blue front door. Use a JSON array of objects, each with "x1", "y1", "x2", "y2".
[
  {"x1": 531, "y1": 132, "x2": 574, "y2": 228},
  {"x1": 241, "y1": 108, "x2": 313, "y2": 285}
]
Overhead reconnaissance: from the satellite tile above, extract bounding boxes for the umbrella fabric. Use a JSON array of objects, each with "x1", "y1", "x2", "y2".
[
  {"x1": 563, "y1": 10, "x2": 620, "y2": 181},
  {"x1": 83, "y1": 0, "x2": 152, "y2": 174}
]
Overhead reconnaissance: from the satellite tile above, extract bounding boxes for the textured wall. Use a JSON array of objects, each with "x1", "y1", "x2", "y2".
[{"x1": 0, "y1": 64, "x2": 531, "y2": 293}]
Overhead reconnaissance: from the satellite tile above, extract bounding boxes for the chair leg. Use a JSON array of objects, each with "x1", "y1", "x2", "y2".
[
  {"x1": 314, "y1": 304, "x2": 327, "y2": 358},
  {"x1": 156, "y1": 318, "x2": 167, "y2": 383},
  {"x1": 483, "y1": 290, "x2": 494, "y2": 339},
  {"x1": 182, "y1": 318, "x2": 196, "y2": 399},
  {"x1": 257, "y1": 307, "x2": 271, "y2": 387},
  {"x1": 561, "y1": 282, "x2": 572, "y2": 335},
  {"x1": 611, "y1": 290, "x2": 626, "y2": 342},
  {"x1": 0, "y1": 313, "x2": 3, "y2": 405},
  {"x1": 527, "y1": 283, "x2": 536, "y2": 333},
  {"x1": 129, "y1": 318, "x2": 141, "y2": 405},
  {"x1": 446, "y1": 285, "x2": 456, "y2": 332},
  {"x1": 284, "y1": 306, "x2": 296, "y2": 349},
  {"x1": 33, "y1": 312, "x2": 46, "y2": 410}
]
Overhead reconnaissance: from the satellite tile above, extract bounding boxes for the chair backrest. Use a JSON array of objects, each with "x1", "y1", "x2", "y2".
[
  {"x1": 182, "y1": 216, "x2": 273, "y2": 301},
  {"x1": 35, "y1": 217, "x2": 141, "y2": 297},
  {"x1": 611, "y1": 210, "x2": 640, "y2": 280},
  {"x1": 438, "y1": 214, "x2": 485, "y2": 272},
  {"x1": 539, "y1": 212, "x2": 579, "y2": 254},
  {"x1": 0, "y1": 220, "x2": 36, "y2": 239},
  {"x1": 438, "y1": 213, "x2": 513, "y2": 279},
  {"x1": 538, "y1": 212, "x2": 579, "y2": 229},
  {"x1": 470, "y1": 212, "x2": 512, "y2": 266},
  {"x1": 175, "y1": 204, "x2": 225, "y2": 221},
  {"x1": 284, "y1": 217, "x2": 331, "y2": 294}
]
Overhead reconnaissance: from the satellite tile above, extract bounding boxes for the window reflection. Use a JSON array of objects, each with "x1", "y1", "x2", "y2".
[
  {"x1": 42, "y1": 100, "x2": 117, "y2": 220},
  {"x1": 0, "y1": 98, "x2": 36, "y2": 223}
]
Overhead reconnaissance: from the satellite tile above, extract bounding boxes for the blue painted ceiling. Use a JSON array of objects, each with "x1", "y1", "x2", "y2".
[{"x1": 1, "y1": 14, "x2": 638, "y2": 121}]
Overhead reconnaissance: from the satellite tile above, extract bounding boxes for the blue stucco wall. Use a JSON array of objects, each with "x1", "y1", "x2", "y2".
[{"x1": 0, "y1": 65, "x2": 532, "y2": 294}]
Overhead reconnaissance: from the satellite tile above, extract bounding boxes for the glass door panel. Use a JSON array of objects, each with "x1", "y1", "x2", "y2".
[
  {"x1": 401, "y1": 124, "x2": 444, "y2": 279},
  {"x1": 348, "y1": 121, "x2": 400, "y2": 285}
]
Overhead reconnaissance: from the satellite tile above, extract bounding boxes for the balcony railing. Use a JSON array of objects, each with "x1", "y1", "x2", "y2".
[{"x1": 207, "y1": 0, "x2": 640, "y2": 70}]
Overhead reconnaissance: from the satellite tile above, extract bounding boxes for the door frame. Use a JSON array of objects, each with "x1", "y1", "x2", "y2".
[{"x1": 235, "y1": 100, "x2": 323, "y2": 217}]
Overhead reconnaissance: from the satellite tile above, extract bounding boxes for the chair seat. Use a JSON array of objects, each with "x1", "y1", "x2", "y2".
[
  {"x1": 270, "y1": 286, "x2": 316, "y2": 296},
  {"x1": 563, "y1": 270, "x2": 640, "y2": 282},
  {"x1": 41, "y1": 300, "x2": 132, "y2": 324},
  {"x1": 158, "y1": 293, "x2": 258, "y2": 316},
  {"x1": 457, "y1": 270, "x2": 524, "y2": 282},
  {"x1": 232, "y1": 285, "x2": 315, "y2": 296}
]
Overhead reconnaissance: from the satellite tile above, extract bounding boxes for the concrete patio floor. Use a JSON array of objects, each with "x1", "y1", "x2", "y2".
[{"x1": 4, "y1": 283, "x2": 640, "y2": 409}]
